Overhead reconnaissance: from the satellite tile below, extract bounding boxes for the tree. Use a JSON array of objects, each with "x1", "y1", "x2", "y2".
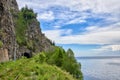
[
  {"x1": 67, "y1": 48, "x2": 76, "y2": 62},
  {"x1": 47, "y1": 47, "x2": 64, "y2": 67},
  {"x1": 44, "y1": 46, "x2": 83, "y2": 80},
  {"x1": 21, "y1": 6, "x2": 37, "y2": 20},
  {"x1": 67, "y1": 48, "x2": 74, "y2": 57}
]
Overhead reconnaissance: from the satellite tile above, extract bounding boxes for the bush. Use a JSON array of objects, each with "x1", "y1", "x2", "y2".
[
  {"x1": 34, "y1": 52, "x2": 46, "y2": 63},
  {"x1": 38, "y1": 52, "x2": 46, "y2": 63}
]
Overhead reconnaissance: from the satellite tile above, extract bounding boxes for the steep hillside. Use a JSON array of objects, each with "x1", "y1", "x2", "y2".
[
  {"x1": 0, "y1": 56, "x2": 76, "y2": 80},
  {"x1": 0, "y1": 0, "x2": 16, "y2": 62},
  {"x1": 13, "y1": 6, "x2": 53, "y2": 59},
  {"x1": 0, "y1": 0, "x2": 53, "y2": 62},
  {"x1": 0, "y1": 46, "x2": 83, "y2": 80}
]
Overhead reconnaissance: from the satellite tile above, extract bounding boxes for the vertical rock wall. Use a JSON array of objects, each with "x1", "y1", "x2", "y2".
[
  {"x1": 0, "y1": 0, "x2": 53, "y2": 62},
  {"x1": 0, "y1": 0, "x2": 16, "y2": 62}
]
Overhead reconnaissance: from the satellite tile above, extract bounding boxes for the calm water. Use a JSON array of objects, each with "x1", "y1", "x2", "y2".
[{"x1": 76, "y1": 56, "x2": 120, "y2": 80}]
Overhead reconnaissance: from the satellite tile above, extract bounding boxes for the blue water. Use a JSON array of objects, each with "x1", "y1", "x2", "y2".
[{"x1": 77, "y1": 57, "x2": 120, "y2": 80}]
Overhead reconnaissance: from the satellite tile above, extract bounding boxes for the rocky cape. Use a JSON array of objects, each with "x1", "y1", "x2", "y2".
[{"x1": 0, "y1": 0, "x2": 53, "y2": 62}]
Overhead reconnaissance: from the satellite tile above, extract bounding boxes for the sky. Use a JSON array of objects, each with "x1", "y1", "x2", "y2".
[{"x1": 16, "y1": 0, "x2": 120, "y2": 57}]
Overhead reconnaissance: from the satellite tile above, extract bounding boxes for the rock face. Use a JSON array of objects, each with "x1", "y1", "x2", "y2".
[
  {"x1": 0, "y1": 0, "x2": 16, "y2": 62},
  {"x1": 16, "y1": 17, "x2": 53, "y2": 59},
  {"x1": 0, "y1": 49, "x2": 9, "y2": 62},
  {"x1": 0, "y1": 0, "x2": 53, "y2": 62}
]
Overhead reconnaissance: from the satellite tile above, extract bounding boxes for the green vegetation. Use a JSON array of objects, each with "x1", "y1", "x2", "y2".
[
  {"x1": 0, "y1": 47, "x2": 83, "y2": 80},
  {"x1": 0, "y1": 40, "x2": 3, "y2": 48},
  {"x1": 0, "y1": 55, "x2": 78, "y2": 80},
  {"x1": 44, "y1": 46, "x2": 83, "y2": 80},
  {"x1": 6, "y1": 6, "x2": 83, "y2": 80},
  {"x1": 16, "y1": 11, "x2": 27, "y2": 45},
  {"x1": 15, "y1": 6, "x2": 36, "y2": 46},
  {"x1": 21, "y1": 6, "x2": 37, "y2": 20}
]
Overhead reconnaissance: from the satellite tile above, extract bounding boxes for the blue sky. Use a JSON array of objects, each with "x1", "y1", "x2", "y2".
[{"x1": 17, "y1": 0, "x2": 120, "y2": 56}]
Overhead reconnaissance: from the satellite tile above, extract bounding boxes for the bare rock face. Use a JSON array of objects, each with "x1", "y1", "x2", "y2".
[
  {"x1": 9, "y1": 0, "x2": 19, "y2": 12},
  {"x1": 0, "y1": 0, "x2": 17, "y2": 62},
  {"x1": 0, "y1": 0, "x2": 53, "y2": 62},
  {"x1": 0, "y1": 49, "x2": 9, "y2": 62}
]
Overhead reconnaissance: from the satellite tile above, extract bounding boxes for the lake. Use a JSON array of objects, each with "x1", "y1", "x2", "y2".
[{"x1": 76, "y1": 56, "x2": 120, "y2": 80}]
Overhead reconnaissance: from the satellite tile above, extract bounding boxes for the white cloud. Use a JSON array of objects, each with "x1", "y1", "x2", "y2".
[
  {"x1": 66, "y1": 18, "x2": 86, "y2": 24},
  {"x1": 43, "y1": 22, "x2": 120, "y2": 45},
  {"x1": 43, "y1": 29, "x2": 72, "y2": 40},
  {"x1": 85, "y1": 26, "x2": 98, "y2": 31},
  {"x1": 65, "y1": 29, "x2": 72, "y2": 35},
  {"x1": 85, "y1": 22, "x2": 120, "y2": 33},
  {"x1": 53, "y1": 26, "x2": 61, "y2": 29},
  {"x1": 43, "y1": 29, "x2": 63, "y2": 42},
  {"x1": 37, "y1": 11, "x2": 55, "y2": 21},
  {"x1": 93, "y1": 45, "x2": 120, "y2": 52},
  {"x1": 17, "y1": 0, "x2": 120, "y2": 14},
  {"x1": 70, "y1": 0, "x2": 120, "y2": 14},
  {"x1": 17, "y1": 0, "x2": 120, "y2": 22}
]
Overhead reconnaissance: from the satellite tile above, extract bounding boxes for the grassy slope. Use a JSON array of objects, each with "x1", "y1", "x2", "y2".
[{"x1": 0, "y1": 57, "x2": 76, "y2": 80}]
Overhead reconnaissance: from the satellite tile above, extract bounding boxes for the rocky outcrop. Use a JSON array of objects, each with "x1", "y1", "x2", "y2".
[
  {"x1": 0, "y1": 49, "x2": 9, "y2": 62},
  {"x1": 0, "y1": 0, "x2": 16, "y2": 62},
  {"x1": 16, "y1": 18, "x2": 53, "y2": 58},
  {"x1": 0, "y1": 0, "x2": 53, "y2": 62}
]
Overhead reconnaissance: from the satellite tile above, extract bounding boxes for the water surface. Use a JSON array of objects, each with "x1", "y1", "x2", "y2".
[{"x1": 77, "y1": 56, "x2": 120, "y2": 80}]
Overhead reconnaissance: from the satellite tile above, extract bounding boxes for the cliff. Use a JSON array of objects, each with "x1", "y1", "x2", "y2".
[
  {"x1": 0, "y1": 0, "x2": 16, "y2": 62},
  {"x1": 0, "y1": 0, "x2": 53, "y2": 62}
]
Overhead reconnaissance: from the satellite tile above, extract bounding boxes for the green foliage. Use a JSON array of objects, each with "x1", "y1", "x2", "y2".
[
  {"x1": 15, "y1": 6, "x2": 37, "y2": 46},
  {"x1": 0, "y1": 54, "x2": 76, "y2": 80},
  {"x1": 47, "y1": 47, "x2": 64, "y2": 67},
  {"x1": 21, "y1": 6, "x2": 37, "y2": 20},
  {"x1": 34, "y1": 52, "x2": 46, "y2": 63},
  {"x1": 27, "y1": 40, "x2": 33, "y2": 50},
  {"x1": 67, "y1": 48, "x2": 74, "y2": 58},
  {"x1": 63, "y1": 48, "x2": 83, "y2": 79},
  {"x1": 16, "y1": 12, "x2": 27, "y2": 45},
  {"x1": 45, "y1": 47, "x2": 83, "y2": 80},
  {"x1": 0, "y1": 40, "x2": 3, "y2": 48},
  {"x1": 0, "y1": 47, "x2": 83, "y2": 80}
]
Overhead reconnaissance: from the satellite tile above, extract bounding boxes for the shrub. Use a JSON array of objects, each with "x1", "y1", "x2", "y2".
[{"x1": 34, "y1": 52, "x2": 46, "y2": 63}]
